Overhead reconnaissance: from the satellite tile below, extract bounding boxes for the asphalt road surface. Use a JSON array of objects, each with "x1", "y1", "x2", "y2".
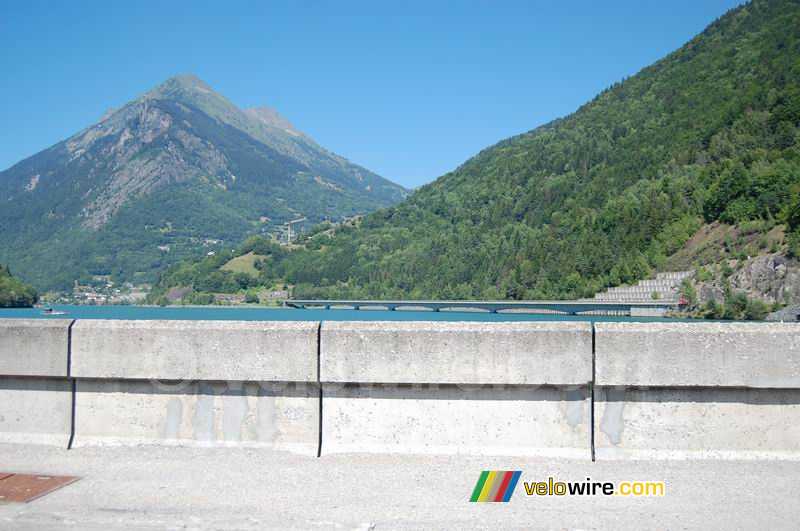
[{"x1": 0, "y1": 444, "x2": 798, "y2": 529}]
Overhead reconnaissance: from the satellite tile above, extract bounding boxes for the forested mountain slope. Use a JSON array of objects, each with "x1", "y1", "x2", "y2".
[{"x1": 273, "y1": 0, "x2": 800, "y2": 300}]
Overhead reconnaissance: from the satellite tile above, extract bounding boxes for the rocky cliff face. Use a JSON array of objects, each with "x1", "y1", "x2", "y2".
[
  {"x1": 68, "y1": 96, "x2": 231, "y2": 229},
  {"x1": 696, "y1": 254, "x2": 800, "y2": 304}
]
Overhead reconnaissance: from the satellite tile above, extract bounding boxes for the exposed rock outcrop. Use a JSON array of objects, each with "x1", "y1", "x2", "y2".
[
  {"x1": 695, "y1": 254, "x2": 800, "y2": 305},
  {"x1": 768, "y1": 305, "x2": 800, "y2": 322}
]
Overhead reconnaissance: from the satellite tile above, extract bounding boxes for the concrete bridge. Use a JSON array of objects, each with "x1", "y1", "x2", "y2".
[
  {"x1": 285, "y1": 298, "x2": 680, "y2": 316},
  {"x1": 1, "y1": 317, "x2": 799, "y2": 528}
]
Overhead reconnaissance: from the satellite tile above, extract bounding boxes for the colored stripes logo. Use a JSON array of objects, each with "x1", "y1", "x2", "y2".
[{"x1": 469, "y1": 471, "x2": 522, "y2": 502}]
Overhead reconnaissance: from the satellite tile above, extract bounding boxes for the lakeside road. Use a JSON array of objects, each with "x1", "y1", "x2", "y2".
[{"x1": 0, "y1": 444, "x2": 798, "y2": 529}]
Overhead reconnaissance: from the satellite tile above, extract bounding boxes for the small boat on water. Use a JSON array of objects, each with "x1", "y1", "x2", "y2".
[{"x1": 41, "y1": 307, "x2": 68, "y2": 316}]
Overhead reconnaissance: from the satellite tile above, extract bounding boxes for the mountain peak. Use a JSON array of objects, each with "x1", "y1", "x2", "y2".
[
  {"x1": 169, "y1": 73, "x2": 205, "y2": 84},
  {"x1": 145, "y1": 74, "x2": 219, "y2": 102},
  {"x1": 0, "y1": 72, "x2": 408, "y2": 289}
]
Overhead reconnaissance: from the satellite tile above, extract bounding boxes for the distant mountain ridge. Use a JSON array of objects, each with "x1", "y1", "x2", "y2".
[{"x1": 0, "y1": 75, "x2": 408, "y2": 289}]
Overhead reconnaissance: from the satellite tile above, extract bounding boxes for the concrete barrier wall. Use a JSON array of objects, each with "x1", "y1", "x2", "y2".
[
  {"x1": 595, "y1": 322, "x2": 800, "y2": 459},
  {"x1": 0, "y1": 319, "x2": 321, "y2": 454},
  {"x1": 320, "y1": 321, "x2": 592, "y2": 457},
  {"x1": 1, "y1": 318, "x2": 799, "y2": 460},
  {"x1": 0, "y1": 319, "x2": 73, "y2": 447},
  {"x1": 69, "y1": 320, "x2": 320, "y2": 454}
]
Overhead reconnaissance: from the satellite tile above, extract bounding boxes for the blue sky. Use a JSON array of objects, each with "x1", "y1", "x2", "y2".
[{"x1": 1, "y1": 0, "x2": 744, "y2": 188}]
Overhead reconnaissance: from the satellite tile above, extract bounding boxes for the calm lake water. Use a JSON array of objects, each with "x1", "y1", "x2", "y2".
[{"x1": 0, "y1": 304, "x2": 692, "y2": 322}]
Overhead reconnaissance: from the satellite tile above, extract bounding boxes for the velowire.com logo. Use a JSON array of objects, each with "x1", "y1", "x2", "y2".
[{"x1": 469, "y1": 471, "x2": 522, "y2": 502}]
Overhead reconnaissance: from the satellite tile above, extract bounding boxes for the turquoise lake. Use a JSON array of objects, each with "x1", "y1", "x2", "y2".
[{"x1": 0, "y1": 304, "x2": 692, "y2": 322}]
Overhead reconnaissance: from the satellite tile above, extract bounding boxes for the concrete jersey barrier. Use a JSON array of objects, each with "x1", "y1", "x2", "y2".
[
  {"x1": 319, "y1": 320, "x2": 593, "y2": 457},
  {"x1": 1, "y1": 317, "x2": 800, "y2": 459},
  {"x1": 67, "y1": 319, "x2": 321, "y2": 453},
  {"x1": 594, "y1": 322, "x2": 800, "y2": 459},
  {"x1": 0, "y1": 319, "x2": 73, "y2": 446}
]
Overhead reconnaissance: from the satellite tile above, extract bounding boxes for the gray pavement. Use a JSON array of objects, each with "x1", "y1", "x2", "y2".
[{"x1": 0, "y1": 444, "x2": 798, "y2": 529}]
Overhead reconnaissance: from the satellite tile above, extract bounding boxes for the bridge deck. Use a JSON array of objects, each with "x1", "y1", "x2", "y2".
[{"x1": 285, "y1": 299, "x2": 680, "y2": 315}]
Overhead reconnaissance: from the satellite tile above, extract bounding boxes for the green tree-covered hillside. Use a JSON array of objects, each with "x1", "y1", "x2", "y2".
[
  {"x1": 283, "y1": 0, "x2": 800, "y2": 300},
  {"x1": 153, "y1": 0, "x2": 800, "y2": 302},
  {"x1": 0, "y1": 265, "x2": 38, "y2": 308}
]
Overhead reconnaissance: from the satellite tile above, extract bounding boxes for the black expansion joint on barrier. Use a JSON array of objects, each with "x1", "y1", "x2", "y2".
[
  {"x1": 67, "y1": 319, "x2": 77, "y2": 450},
  {"x1": 316, "y1": 321, "x2": 323, "y2": 458},
  {"x1": 590, "y1": 321, "x2": 596, "y2": 462}
]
